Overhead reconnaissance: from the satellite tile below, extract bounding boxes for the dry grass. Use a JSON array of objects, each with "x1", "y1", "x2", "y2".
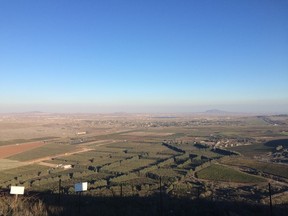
[
  {"x1": 0, "y1": 159, "x2": 27, "y2": 171},
  {"x1": 0, "y1": 195, "x2": 48, "y2": 216}
]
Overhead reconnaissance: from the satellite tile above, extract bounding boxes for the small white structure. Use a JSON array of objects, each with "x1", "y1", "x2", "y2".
[
  {"x1": 56, "y1": 164, "x2": 72, "y2": 169},
  {"x1": 63, "y1": 164, "x2": 72, "y2": 169},
  {"x1": 10, "y1": 186, "x2": 25, "y2": 195},
  {"x1": 77, "y1": 131, "x2": 87, "y2": 135},
  {"x1": 75, "y1": 182, "x2": 88, "y2": 192}
]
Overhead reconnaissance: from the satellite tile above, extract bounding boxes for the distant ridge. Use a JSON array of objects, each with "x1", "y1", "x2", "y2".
[
  {"x1": 24, "y1": 111, "x2": 43, "y2": 114},
  {"x1": 203, "y1": 109, "x2": 254, "y2": 116},
  {"x1": 204, "y1": 109, "x2": 230, "y2": 114}
]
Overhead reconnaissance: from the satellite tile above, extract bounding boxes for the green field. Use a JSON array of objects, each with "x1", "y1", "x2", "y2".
[
  {"x1": 0, "y1": 164, "x2": 48, "y2": 185},
  {"x1": 220, "y1": 156, "x2": 288, "y2": 178},
  {"x1": 228, "y1": 139, "x2": 288, "y2": 157},
  {"x1": 0, "y1": 137, "x2": 58, "y2": 146},
  {"x1": 48, "y1": 150, "x2": 122, "y2": 166},
  {"x1": 2, "y1": 164, "x2": 48, "y2": 176},
  {"x1": 228, "y1": 144, "x2": 273, "y2": 157},
  {"x1": 107, "y1": 159, "x2": 156, "y2": 173},
  {"x1": 149, "y1": 168, "x2": 185, "y2": 178},
  {"x1": 0, "y1": 159, "x2": 27, "y2": 171},
  {"x1": 7, "y1": 143, "x2": 76, "y2": 161},
  {"x1": 196, "y1": 164, "x2": 266, "y2": 183}
]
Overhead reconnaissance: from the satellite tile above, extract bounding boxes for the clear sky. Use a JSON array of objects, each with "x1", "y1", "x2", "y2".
[{"x1": 0, "y1": 0, "x2": 287, "y2": 113}]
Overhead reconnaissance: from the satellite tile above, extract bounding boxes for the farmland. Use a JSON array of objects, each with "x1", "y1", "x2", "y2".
[
  {"x1": 0, "y1": 141, "x2": 46, "y2": 158},
  {"x1": 196, "y1": 164, "x2": 266, "y2": 183},
  {"x1": 0, "y1": 112, "x2": 288, "y2": 215}
]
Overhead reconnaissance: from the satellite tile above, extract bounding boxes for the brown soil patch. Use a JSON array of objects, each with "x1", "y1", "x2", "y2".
[{"x1": 0, "y1": 141, "x2": 46, "y2": 159}]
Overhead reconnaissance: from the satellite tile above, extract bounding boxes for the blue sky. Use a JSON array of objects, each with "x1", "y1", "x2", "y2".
[{"x1": 0, "y1": 0, "x2": 287, "y2": 113}]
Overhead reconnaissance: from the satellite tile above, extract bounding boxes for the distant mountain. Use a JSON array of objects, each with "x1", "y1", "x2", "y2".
[{"x1": 15, "y1": 111, "x2": 51, "y2": 116}]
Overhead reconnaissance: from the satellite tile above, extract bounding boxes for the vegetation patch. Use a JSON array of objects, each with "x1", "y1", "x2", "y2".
[
  {"x1": 7, "y1": 143, "x2": 75, "y2": 161},
  {"x1": 228, "y1": 144, "x2": 273, "y2": 157},
  {"x1": 105, "y1": 159, "x2": 156, "y2": 173},
  {"x1": 0, "y1": 159, "x2": 27, "y2": 171},
  {"x1": 220, "y1": 157, "x2": 288, "y2": 178},
  {"x1": 196, "y1": 164, "x2": 266, "y2": 183}
]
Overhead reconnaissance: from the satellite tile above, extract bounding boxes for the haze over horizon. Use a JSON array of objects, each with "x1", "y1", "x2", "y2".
[{"x1": 1, "y1": 1, "x2": 287, "y2": 113}]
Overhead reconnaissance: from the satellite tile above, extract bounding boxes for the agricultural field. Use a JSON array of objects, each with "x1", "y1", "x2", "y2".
[
  {"x1": 7, "y1": 143, "x2": 77, "y2": 161},
  {"x1": 0, "y1": 141, "x2": 46, "y2": 158},
  {"x1": 219, "y1": 156, "x2": 288, "y2": 179},
  {"x1": 196, "y1": 164, "x2": 266, "y2": 183},
  {"x1": 0, "y1": 112, "x2": 288, "y2": 210},
  {"x1": 0, "y1": 159, "x2": 28, "y2": 171}
]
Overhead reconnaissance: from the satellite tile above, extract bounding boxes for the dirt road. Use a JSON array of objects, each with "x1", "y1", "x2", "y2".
[{"x1": 26, "y1": 140, "x2": 116, "y2": 167}]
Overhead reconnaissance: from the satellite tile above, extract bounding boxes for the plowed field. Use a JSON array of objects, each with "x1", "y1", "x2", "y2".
[{"x1": 0, "y1": 141, "x2": 45, "y2": 158}]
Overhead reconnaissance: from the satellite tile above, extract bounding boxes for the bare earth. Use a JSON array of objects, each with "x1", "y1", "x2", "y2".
[{"x1": 0, "y1": 141, "x2": 46, "y2": 158}]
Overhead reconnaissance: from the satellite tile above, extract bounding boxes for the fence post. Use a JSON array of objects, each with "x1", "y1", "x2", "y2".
[
  {"x1": 59, "y1": 179, "x2": 62, "y2": 193},
  {"x1": 159, "y1": 176, "x2": 163, "y2": 216},
  {"x1": 78, "y1": 191, "x2": 82, "y2": 215},
  {"x1": 268, "y1": 183, "x2": 273, "y2": 216}
]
